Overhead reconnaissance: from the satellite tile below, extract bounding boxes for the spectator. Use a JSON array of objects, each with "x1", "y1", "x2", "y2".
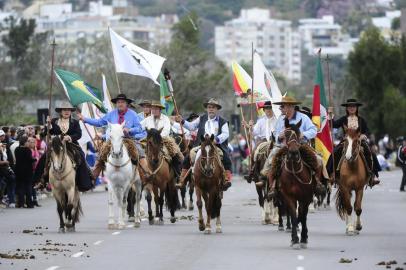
[
  {"x1": 15, "y1": 135, "x2": 36, "y2": 208},
  {"x1": 9, "y1": 126, "x2": 17, "y2": 143},
  {"x1": 27, "y1": 137, "x2": 41, "y2": 207},
  {"x1": 230, "y1": 135, "x2": 242, "y2": 175},
  {"x1": 397, "y1": 137, "x2": 406, "y2": 192},
  {"x1": 0, "y1": 130, "x2": 16, "y2": 208}
]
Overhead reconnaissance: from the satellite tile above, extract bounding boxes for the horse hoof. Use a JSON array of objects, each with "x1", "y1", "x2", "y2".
[
  {"x1": 108, "y1": 223, "x2": 116, "y2": 230},
  {"x1": 134, "y1": 221, "x2": 141, "y2": 228},
  {"x1": 216, "y1": 227, "x2": 222, "y2": 233},
  {"x1": 199, "y1": 223, "x2": 205, "y2": 232},
  {"x1": 204, "y1": 228, "x2": 211, "y2": 234},
  {"x1": 140, "y1": 208, "x2": 145, "y2": 217},
  {"x1": 117, "y1": 224, "x2": 126, "y2": 230},
  {"x1": 356, "y1": 224, "x2": 362, "y2": 231},
  {"x1": 265, "y1": 218, "x2": 271, "y2": 225},
  {"x1": 58, "y1": 227, "x2": 65, "y2": 233},
  {"x1": 300, "y1": 242, "x2": 308, "y2": 249},
  {"x1": 291, "y1": 243, "x2": 301, "y2": 250},
  {"x1": 67, "y1": 226, "x2": 75, "y2": 233},
  {"x1": 170, "y1": 217, "x2": 177, "y2": 224},
  {"x1": 128, "y1": 216, "x2": 135, "y2": 222},
  {"x1": 188, "y1": 201, "x2": 194, "y2": 211},
  {"x1": 278, "y1": 226, "x2": 284, "y2": 231},
  {"x1": 149, "y1": 219, "x2": 154, "y2": 225}
]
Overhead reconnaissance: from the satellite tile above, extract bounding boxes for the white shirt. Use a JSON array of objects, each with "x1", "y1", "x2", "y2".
[
  {"x1": 184, "y1": 115, "x2": 229, "y2": 144},
  {"x1": 141, "y1": 114, "x2": 171, "y2": 137},
  {"x1": 172, "y1": 122, "x2": 193, "y2": 140},
  {"x1": 253, "y1": 115, "x2": 277, "y2": 142}
]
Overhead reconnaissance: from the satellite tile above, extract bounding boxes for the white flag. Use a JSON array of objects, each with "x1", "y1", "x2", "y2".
[
  {"x1": 253, "y1": 52, "x2": 283, "y2": 118},
  {"x1": 78, "y1": 103, "x2": 96, "y2": 149},
  {"x1": 109, "y1": 28, "x2": 166, "y2": 85}
]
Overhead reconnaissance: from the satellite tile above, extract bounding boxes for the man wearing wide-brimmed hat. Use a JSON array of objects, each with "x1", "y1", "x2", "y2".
[
  {"x1": 261, "y1": 96, "x2": 318, "y2": 197},
  {"x1": 175, "y1": 98, "x2": 232, "y2": 190},
  {"x1": 243, "y1": 101, "x2": 277, "y2": 184},
  {"x1": 78, "y1": 93, "x2": 150, "y2": 179},
  {"x1": 138, "y1": 100, "x2": 152, "y2": 120},
  {"x1": 327, "y1": 98, "x2": 381, "y2": 187},
  {"x1": 141, "y1": 101, "x2": 183, "y2": 176}
]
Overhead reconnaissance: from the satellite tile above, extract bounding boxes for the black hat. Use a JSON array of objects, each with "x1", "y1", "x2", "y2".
[
  {"x1": 111, "y1": 93, "x2": 134, "y2": 104},
  {"x1": 261, "y1": 101, "x2": 272, "y2": 109},
  {"x1": 55, "y1": 101, "x2": 76, "y2": 112},
  {"x1": 341, "y1": 98, "x2": 363, "y2": 107}
]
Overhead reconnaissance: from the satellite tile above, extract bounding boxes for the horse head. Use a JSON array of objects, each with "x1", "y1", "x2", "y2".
[
  {"x1": 50, "y1": 135, "x2": 66, "y2": 172},
  {"x1": 343, "y1": 125, "x2": 361, "y2": 161},
  {"x1": 284, "y1": 119, "x2": 302, "y2": 162},
  {"x1": 200, "y1": 134, "x2": 216, "y2": 175},
  {"x1": 146, "y1": 128, "x2": 163, "y2": 165},
  {"x1": 109, "y1": 122, "x2": 125, "y2": 159}
]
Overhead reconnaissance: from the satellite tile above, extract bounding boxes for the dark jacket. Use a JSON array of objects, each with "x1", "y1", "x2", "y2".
[
  {"x1": 14, "y1": 146, "x2": 36, "y2": 183},
  {"x1": 195, "y1": 114, "x2": 229, "y2": 152},
  {"x1": 49, "y1": 117, "x2": 82, "y2": 145},
  {"x1": 333, "y1": 115, "x2": 370, "y2": 136}
]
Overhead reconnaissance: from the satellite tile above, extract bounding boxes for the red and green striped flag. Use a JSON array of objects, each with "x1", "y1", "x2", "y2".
[{"x1": 311, "y1": 54, "x2": 333, "y2": 165}]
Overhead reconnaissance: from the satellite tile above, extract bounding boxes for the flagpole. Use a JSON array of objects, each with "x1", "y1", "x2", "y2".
[
  {"x1": 237, "y1": 103, "x2": 251, "y2": 152},
  {"x1": 325, "y1": 53, "x2": 335, "y2": 184},
  {"x1": 86, "y1": 102, "x2": 99, "y2": 151},
  {"x1": 164, "y1": 68, "x2": 186, "y2": 139},
  {"x1": 249, "y1": 42, "x2": 254, "y2": 172},
  {"x1": 46, "y1": 38, "x2": 57, "y2": 146},
  {"x1": 108, "y1": 27, "x2": 122, "y2": 94}
]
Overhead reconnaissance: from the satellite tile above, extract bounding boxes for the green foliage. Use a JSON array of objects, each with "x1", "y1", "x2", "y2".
[
  {"x1": 382, "y1": 86, "x2": 406, "y2": 137},
  {"x1": 392, "y1": 17, "x2": 401, "y2": 30}
]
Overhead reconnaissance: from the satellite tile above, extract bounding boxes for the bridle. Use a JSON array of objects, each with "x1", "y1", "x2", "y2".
[
  {"x1": 50, "y1": 141, "x2": 74, "y2": 180},
  {"x1": 199, "y1": 142, "x2": 220, "y2": 178},
  {"x1": 343, "y1": 135, "x2": 361, "y2": 163},
  {"x1": 283, "y1": 129, "x2": 313, "y2": 185},
  {"x1": 146, "y1": 137, "x2": 165, "y2": 177},
  {"x1": 108, "y1": 137, "x2": 131, "y2": 170}
]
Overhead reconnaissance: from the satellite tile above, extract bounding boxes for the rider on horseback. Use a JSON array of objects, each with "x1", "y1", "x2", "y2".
[
  {"x1": 327, "y1": 98, "x2": 381, "y2": 187},
  {"x1": 141, "y1": 101, "x2": 183, "y2": 176},
  {"x1": 137, "y1": 100, "x2": 152, "y2": 120},
  {"x1": 262, "y1": 96, "x2": 318, "y2": 198},
  {"x1": 77, "y1": 94, "x2": 151, "y2": 180},
  {"x1": 176, "y1": 98, "x2": 233, "y2": 191},
  {"x1": 243, "y1": 101, "x2": 277, "y2": 185}
]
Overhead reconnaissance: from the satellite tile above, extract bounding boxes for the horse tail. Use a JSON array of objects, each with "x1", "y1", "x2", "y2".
[
  {"x1": 73, "y1": 190, "x2": 83, "y2": 223},
  {"x1": 335, "y1": 185, "x2": 346, "y2": 220},
  {"x1": 165, "y1": 183, "x2": 178, "y2": 214},
  {"x1": 210, "y1": 191, "x2": 222, "y2": 219}
]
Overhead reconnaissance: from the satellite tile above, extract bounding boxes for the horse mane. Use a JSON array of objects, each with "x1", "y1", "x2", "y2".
[
  {"x1": 51, "y1": 136, "x2": 63, "y2": 155},
  {"x1": 346, "y1": 128, "x2": 360, "y2": 140},
  {"x1": 284, "y1": 118, "x2": 301, "y2": 137},
  {"x1": 147, "y1": 128, "x2": 163, "y2": 145}
]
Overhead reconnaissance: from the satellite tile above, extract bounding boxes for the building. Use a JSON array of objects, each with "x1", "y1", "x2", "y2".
[
  {"x1": 299, "y1": 15, "x2": 357, "y2": 58},
  {"x1": 372, "y1": 10, "x2": 401, "y2": 40},
  {"x1": 215, "y1": 8, "x2": 301, "y2": 82}
]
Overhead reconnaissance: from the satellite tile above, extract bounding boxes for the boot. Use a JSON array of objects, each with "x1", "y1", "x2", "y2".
[
  {"x1": 369, "y1": 175, "x2": 380, "y2": 188},
  {"x1": 243, "y1": 161, "x2": 256, "y2": 183},
  {"x1": 92, "y1": 160, "x2": 104, "y2": 180},
  {"x1": 175, "y1": 169, "x2": 189, "y2": 189},
  {"x1": 223, "y1": 170, "x2": 232, "y2": 191}
]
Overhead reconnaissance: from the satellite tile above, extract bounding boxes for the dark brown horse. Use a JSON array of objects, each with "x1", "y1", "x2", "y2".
[
  {"x1": 173, "y1": 133, "x2": 194, "y2": 210},
  {"x1": 273, "y1": 119, "x2": 318, "y2": 249},
  {"x1": 145, "y1": 128, "x2": 178, "y2": 224},
  {"x1": 194, "y1": 134, "x2": 224, "y2": 234},
  {"x1": 335, "y1": 127, "x2": 368, "y2": 235}
]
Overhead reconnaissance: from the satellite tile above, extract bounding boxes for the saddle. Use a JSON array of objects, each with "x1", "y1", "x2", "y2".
[
  {"x1": 270, "y1": 144, "x2": 319, "y2": 180},
  {"x1": 254, "y1": 141, "x2": 273, "y2": 162},
  {"x1": 189, "y1": 146, "x2": 223, "y2": 166},
  {"x1": 162, "y1": 136, "x2": 184, "y2": 162},
  {"x1": 98, "y1": 139, "x2": 139, "y2": 170}
]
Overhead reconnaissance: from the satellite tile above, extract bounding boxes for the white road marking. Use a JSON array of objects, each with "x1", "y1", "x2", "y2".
[
  {"x1": 71, "y1": 251, "x2": 85, "y2": 258},
  {"x1": 297, "y1": 255, "x2": 304, "y2": 260},
  {"x1": 388, "y1": 189, "x2": 399, "y2": 193},
  {"x1": 45, "y1": 266, "x2": 60, "y2": 270},
  {"x1": 112, "y1": 231, "x2": 121, "y2": 235},
  {"x1": 141, "y1": 218, "x2": 147, "y2": 221},
  {"x1": 296, "y1": 267, "x2": 305, "y2": 270},
  {"x1": 126, "y1": 224, "x2": 133, "y2": 228},
  {"x1": 93, "y1": 240, "x2": 103, "y2": 245}
]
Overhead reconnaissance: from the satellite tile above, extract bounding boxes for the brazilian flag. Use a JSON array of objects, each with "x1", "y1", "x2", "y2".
[{"x1": 54, "y1": 68, "x2": 107, "y2": 113}]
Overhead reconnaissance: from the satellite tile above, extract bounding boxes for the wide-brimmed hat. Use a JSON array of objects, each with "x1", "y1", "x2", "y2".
[
  {"x1": 150, "y1": 100, "x2": 165, "y2": 109},
  {"x1": 111, "y1": 93, "x2": 134, "y2": 104},
  {"x1": 55, "y1": 101, "x2": 76, "y2": 113},
  {"x1": 341, "y1": 98, "x2": 363, "y2": 107},
  {"x1": 203, "y1": 98, "x2": 222, "y2": 110},
  {"x1": 273, "y1": 96, "x2": 301, "y2": 105},
  {"x1": 138, "y1": 99, "x2": 152, "y2": 107},
  {"x1": 261, "y1": 101, "x2": 272, "y2": 109}
]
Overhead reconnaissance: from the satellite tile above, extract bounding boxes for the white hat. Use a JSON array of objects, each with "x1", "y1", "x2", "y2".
[{"x1": 0, "y1": 130, "x2": 5, "y2": 136}]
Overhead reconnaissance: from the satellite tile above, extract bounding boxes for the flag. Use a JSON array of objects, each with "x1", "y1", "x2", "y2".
[
  {"x1": 253, "y1": 52, "x2": 282, "y2": 118},
  {"x1": 159, "y1": 72, "x2": 174, "y2": 116},
  {"x1": 231, "y1": 61, "x2": 252, "y2": 96},
  {"x1": 54, "y1": 68, "x2": 107, "y2": 113},
  {"x1": 312, "y1": 54, "x2": 333, "y2": 165},
  {"x1": 93, "y1": 73, "x2": 114, "y2": 118},
  {"x1": 78, "y1": 102, "x2": 96, "y2": 148},
  {"x1": 109, "y1": 28, "x2": 166, "y2": 85}
]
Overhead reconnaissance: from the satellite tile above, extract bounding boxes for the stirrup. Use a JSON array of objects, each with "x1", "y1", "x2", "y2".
[{"x1": 222, "y1": 181, "x2": 232, "y2": 191}]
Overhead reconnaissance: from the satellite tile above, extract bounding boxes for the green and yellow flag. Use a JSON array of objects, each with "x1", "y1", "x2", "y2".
[
  {"x1": 159, "y1": 72, "x2": 174, "y2": 116},
  {"x1": 54, "y1": 68, "x2": 107, "y2": 113}
]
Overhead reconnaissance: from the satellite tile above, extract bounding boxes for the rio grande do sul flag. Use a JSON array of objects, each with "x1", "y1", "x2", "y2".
[
  {"x1": 311, "y1": 55, "x2": 333, "y2": 164},
  {"x1": 231, "y1": 61, "x2": 252, "y2": 96}
]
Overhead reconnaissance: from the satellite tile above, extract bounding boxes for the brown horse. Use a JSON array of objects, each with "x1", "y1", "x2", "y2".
[
  {"x1": 145, "y1": 128, "x2": 178, "y2": 224},
  {"x1": 194, "y1": 134, "x2": 224, "y2": 234},
  {"x1": 335, "y1": 127, "x2": 368, "y2": 235},
  {"x1": 173, "y1": 133, "x2": 194, "y2": 210},
  {"x1": 274, "y1": 119, "x2": 318, "y2": 249}
]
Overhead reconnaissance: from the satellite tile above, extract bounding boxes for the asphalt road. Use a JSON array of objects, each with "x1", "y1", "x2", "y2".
[{"x1": 1, "y1": 170, "x2": 405, "y2": 270}]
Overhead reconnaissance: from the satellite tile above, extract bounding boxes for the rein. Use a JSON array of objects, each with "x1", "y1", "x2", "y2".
[
  {"x1": 146, "y1": 140, "x2": 166, "y2": 178},
  {"x1": 108, "y1": 140, "x2": 133, "y2": 170},
  {"x1": 198, "y1": 144, "x2": 222, "y2": 179},
  {"x1": 50, "y1": 144, "x2": 74, "y2": 180}
]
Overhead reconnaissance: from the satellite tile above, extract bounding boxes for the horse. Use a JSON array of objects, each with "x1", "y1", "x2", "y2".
[
  {"x1": 173, "y1": 133, "x2": 194, "y2": 211},
  {"x1": 145, "y1": 128, "x2": 178, "y2": 225},
  {"x1": 251, "y1": 141, "x2": 279, "y2": 225},
  {"x1": 105, "y1": 122, "x2": 142, "y2": 229},
  {"x1": 335, "y1": 127, "x2": 368, "y2": 235},
  {"x1": 274, "y1": 119, "x2": 318, "y2": 249},
  {"x1": 49, "y1": 136, "x2": 82, "y2": 233},
  {"x1": 194, "y1": 134, "x2": 224, "y2": 234}
]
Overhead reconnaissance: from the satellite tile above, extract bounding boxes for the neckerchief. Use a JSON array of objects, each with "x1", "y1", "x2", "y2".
[{"x1": 118, "y1": 109, "x2": 128, "y2": 124}]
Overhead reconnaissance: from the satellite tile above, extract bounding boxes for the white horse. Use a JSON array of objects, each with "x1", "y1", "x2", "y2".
[
  {"x1": 49, "y1": 136, "x2": 82, "y2": 233},
  {"x1": 105, "y1": 122, "x2": 142, "y2": 229}
]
